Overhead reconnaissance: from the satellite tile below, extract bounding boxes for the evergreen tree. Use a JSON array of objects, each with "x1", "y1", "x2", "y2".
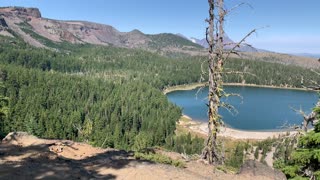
[
  {"x1": 281, "y1": 101, "x2": 320, "y2": 179},
  {"x1": 0, "y1": 82, "x2": 9, "y2": 137},
  {"x1": 285, "y1": 128, "x2": 320, "y2": 179}
]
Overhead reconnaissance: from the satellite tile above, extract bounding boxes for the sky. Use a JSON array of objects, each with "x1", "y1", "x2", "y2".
[{"x1": 1, "y1": 0, "x2": 320, "y2": 54}]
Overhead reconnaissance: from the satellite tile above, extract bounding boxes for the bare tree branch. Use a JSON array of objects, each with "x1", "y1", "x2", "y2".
[
  {"x1": 224, "y1": 28, "x2": 257, "y2": 61},
  {"x1": 290, "y1": 105, "x2": 319, "y2": 132},
  {"x1": 225, "y1": 2, "x2": 253, "y2": 15}
]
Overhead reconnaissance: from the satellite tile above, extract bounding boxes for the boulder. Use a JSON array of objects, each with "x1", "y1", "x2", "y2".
[{"x1": 2, "y1": 132, "x2": 39, "y2": 146}]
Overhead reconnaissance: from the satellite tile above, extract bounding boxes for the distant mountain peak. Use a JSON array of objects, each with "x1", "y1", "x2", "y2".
[
  {"x1": 187, "y1": 36, "x2": 265, "y2": 52},
  {"x1": 175, "y1": 33, "x2": 188, "y2": 40},
  {"x1": 189, "y1": 37, "x2": 208, "y2": 48},
  {"x1": 129, "y1": 29, "x2": 143, "y2": 34},
  {"x1": 189, "y1": 37, "x2": 197, "y2": 43}
]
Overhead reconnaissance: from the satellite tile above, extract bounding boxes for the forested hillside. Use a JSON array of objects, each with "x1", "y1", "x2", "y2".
[
  {"x1": 1, "y1": 65, "x2": 182, "y2": 149},
  {"x1": 0, "y1": 33, "x2": 319, "y2": 151}
]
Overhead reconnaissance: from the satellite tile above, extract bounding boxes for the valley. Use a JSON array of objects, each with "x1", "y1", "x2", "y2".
[{"x1": 0, "y1": 6, "x2": 319, "y2": 180}]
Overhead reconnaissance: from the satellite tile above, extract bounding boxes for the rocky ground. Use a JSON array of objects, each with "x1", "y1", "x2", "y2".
[{"x1": 0, "y1": 132, "x2": 286, "y2": 179}]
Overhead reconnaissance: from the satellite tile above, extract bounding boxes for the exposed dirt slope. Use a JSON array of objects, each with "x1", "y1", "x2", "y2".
[{"x1": 0, "y1": 132, "x2": 286, "y2": 180}]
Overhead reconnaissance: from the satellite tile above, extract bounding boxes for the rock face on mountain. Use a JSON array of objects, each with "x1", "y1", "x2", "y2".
[
  {"x1": 0, "y1": 7, "x2": 201, "y2": 51},
  {"x1": 11, "y1": 7, "x2": 41, "y2": 18},
  {"x1": 0, "y1": 17, "x2": 8, "y2": 28},
  {"x1": 0, "y1": 7, "x2": 41, "y2": 18}
]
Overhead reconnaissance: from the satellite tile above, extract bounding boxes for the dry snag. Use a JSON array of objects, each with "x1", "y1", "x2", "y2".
[
  {"x1": 202, "y1": 0, "x2": 256, "y2": 164},
  {"x1": 201, "y1": 0, "x2": 225, "y2": 165}
]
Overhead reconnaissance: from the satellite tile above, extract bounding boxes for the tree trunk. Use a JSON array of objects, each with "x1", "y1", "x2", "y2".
[{"x1": 201, "y1": 0, "x2": 225, "y2": 165}]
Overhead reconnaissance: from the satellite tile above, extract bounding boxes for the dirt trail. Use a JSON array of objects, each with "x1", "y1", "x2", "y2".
[{"x1": 0, "y1": 132, "x2": 284, "y2": 179}]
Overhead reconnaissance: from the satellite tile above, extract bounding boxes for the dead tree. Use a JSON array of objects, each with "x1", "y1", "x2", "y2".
[
  {"x1": 302, "y1": 105, "x2": 319, "y2": 132},
  {"x1": 293, "y1": 70, "x2": 320, "y2": 132},
  {"x1": 306, "y1": 101, "x2": 319, "y2": 131},
  {"x1": 293, "y1": 98, "x2": 320, "y2": 132},
  {"x1": 201, "y1": 0, "x2": 257, "y2": 164},
  {"x1": 201, "y1": 0, "x2": 225, "y2": 165}
]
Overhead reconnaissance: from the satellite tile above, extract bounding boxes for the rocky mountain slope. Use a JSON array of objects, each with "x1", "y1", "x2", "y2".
[
  {"x1": 0, "y1": 7, "x2": 202, "y2": 52},
  {"x1": 0, "y1": 6, "x2": 319, "y2": 68}
]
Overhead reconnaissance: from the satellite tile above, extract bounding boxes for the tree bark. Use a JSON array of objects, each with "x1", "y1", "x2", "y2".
[
  {"x1": 201, "y1": 0, "x2": 224, "y2": 165},
  {"x1": 201, "y1": 0, "x2": 258, "y2": 165}
]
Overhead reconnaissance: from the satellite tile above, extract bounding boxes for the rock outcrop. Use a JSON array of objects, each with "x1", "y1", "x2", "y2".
[
  {"x1": 7, "y1": 7, "x2": 41, "y2": 18},
  {"x1": 0, "y1": 17, "x2": 8, "y2": 28}
]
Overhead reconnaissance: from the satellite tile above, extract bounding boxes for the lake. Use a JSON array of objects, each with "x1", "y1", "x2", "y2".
[{"x1": 167, "y1": 86, "x2": 318, "y2": 131}]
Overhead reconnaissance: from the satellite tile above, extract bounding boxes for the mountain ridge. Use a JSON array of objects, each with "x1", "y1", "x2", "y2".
[
  {"x1": 0, "y1": 7, "x2": 203, "y2": 52},
  {"x1": 189, "y1": 36, "x2": 268, "y2": 53},
  {"x1": 1, "y1": 7, "x2": 319, "y2": 68}
]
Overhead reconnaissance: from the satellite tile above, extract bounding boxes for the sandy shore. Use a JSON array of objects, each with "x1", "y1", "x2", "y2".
[
  {"x1": 163, "y1": 83, "x2": 206, "y2": 94},
  {"x1": 180, "y1": 115, "x2": 296, "y2": 140},
  {"x1": 224, "y1": 83, "x2": 310, "y2": 91},
  {"x1": 164, "y1": 82, "x2": 313, "y2": 94}
]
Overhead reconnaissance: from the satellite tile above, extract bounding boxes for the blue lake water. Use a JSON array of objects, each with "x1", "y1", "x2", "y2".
[{"x1": 167, "y1": 86, "x2": 318, "y2": 131}]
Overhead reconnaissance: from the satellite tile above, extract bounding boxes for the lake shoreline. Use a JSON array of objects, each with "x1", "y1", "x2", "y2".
[
  {"x1": 179, "y1": 115, "x2": 297, "y2": 140},
  {"x1": 164, "y1": 82, "x2": 312, "y2": 94}
]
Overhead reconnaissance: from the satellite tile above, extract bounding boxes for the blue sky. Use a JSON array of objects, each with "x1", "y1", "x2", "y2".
[{"x1": 1, "y1": 0, "x2": 320, "y2": 54}]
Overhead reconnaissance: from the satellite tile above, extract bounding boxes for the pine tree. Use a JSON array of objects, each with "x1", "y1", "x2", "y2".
[
  {"x1": 282, "y1": 102, "x2": 320, "y2": 179},
  {"x1": 0, "y1": 82, "x2": 9, "y2": 137}
]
